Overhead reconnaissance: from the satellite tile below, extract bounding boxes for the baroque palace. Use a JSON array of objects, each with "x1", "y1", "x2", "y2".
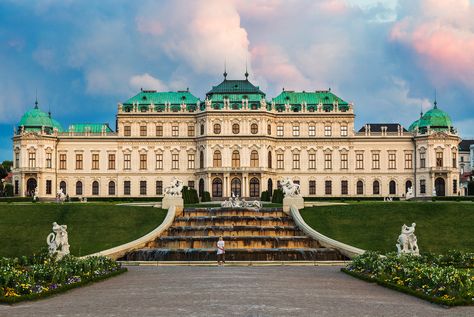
[{"x1": 12, "y1": 73, "x2": 460, "y2": 199}]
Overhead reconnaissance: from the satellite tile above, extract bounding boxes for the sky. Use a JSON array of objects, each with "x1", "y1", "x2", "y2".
[{"x1": 1, "y1": 0, "x2": 474, "y2": 161}]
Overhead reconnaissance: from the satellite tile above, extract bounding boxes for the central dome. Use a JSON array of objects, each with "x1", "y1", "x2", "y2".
[
  {"x1": 409, "y1": 103, "x2": 453, "y2": 132},
  {"x1": 17, "y1": 102, "x2": 63, "y2": 133}
]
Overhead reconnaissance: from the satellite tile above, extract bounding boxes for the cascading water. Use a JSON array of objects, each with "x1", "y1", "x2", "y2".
[{"x1": 121, "y1": 207, "x2": 347, "y2": 261}]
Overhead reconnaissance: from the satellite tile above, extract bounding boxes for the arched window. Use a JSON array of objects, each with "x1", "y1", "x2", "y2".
[
  {"x1": 268, "y1": 151, "x2": 272, "y2": 168},
  {"x1": 232, "y1": 150, "x2": 240, "y2": 168},
  {"x1": 213, "y1": 123, "x2": 221, "y2": 134},
  {"x1": 199, "y1": 151, "x2": 204, "y2": 169},
  {"x1": 76, "y1": 181, "x2": 83, "y2": 195},
  {"x1": 389, "y1": 180, "x2": 396, "y2": 195},
  {"x1": 59, "y1": 181, "x2": 67, "y2": 195},
  {"x1": 213, "y1": 150, "x2": 222, "y2": 167},
  {"x1": 373, "y1": 180, "x2": 380, "y2": 195},
  {"x1": 251, "y1": 123, "x2": 258, "y2": 134},
  {"x1": 405, "y1": 180, "x2": 412, "y2": 194},
  {"x1": 212, "y1": 178, "x2": 223, "y2": 197},
  {"x1": 249, "y1": 178, "x2": 260, "y2": 198},
  {"x1": 356, "y1": 181, "x2": 364, "y2": 195},
  {"x1": 108, "y1": 181, "x2": 115, "y2": 195},
  {"x1": 267, "y1": 124, "x2": 271, "y2": 135},
  {"x1": 199, "y1": 178, "x2": 204, "y2": 197},
  {"x1": 92, "y1": 181, "x2": 99, "y2": 195},
  {"x1": 231, "y1": 178, "x2": 241, "y2": 197},
  {"x1": 267, "y1": 178, "x2": 273, "y2": 196},
  {"x1": 232, "y1": 123, "x2": 240, "y2": 134},
  {"x1": 200, "y1": 124, "x2": 205, "y2": 135},
  {"x1": 250, "y1": 150, "x2": 259, "y2": 167}
]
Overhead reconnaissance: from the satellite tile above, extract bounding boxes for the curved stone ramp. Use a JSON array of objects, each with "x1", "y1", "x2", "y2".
[
  {"x1": 83, "y1": 206, "x2": 176, "y2": 260},
  {"x1": 290, "y1": 205, "x2": 365, "y2": 258}
]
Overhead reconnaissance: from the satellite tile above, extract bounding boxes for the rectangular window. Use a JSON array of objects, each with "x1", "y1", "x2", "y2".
[
  {"x1": 405, "y1": 153, "x2": 413, "y2": 169},
  {"x1": 309, "y1": 153, "x2": 316, "y2": 169},
  {"x1": 309, "y1": 180, "x2": 316, "y2": 195},
  {"x1": 108, "y1": 154, "x2": 116, "y2": 170},
  {"x1": 341, "y1": 180, "x2": 348, "y2": 195},
  {"x1": 341, "y1": 153, "x2": 348, "y2": 170},
  {"x1": 188, "y1": 125, "x2": 195, "y2": 137},
  {"x1": 140, "y1": 125, "x2": 147, "y2": 137},
  {"x1": 156, "y1": 125, "x2": 163, "y2": 137},
  {"x1": 124, "y1": 125, "x2": 131, "y2": 136},
  {"x1": 340, "y1": 126, "x2": 348, "y2": 136},
  {"x1": 188, "y1": 153, "x2": 195, "y2": 169},
  {"x1": 15, "y1": 180, "x2": 19, "y2": 195},
  {"x1": 140, "y1": 154, "x2": 147, "y2": 170},
  {"x1": 292, "y1": 153, "x2": 300, "y2": 169},
  {"x1": 46, "y1": 180, "x2": 52, "y2": 195},
  {"x1": 292, "y1": 126, "x2": 300, "y2": 136},
  {"x1": 92, "y1": 153, "x2": 99, "y2": 170},
  {"x1": 436, "y1": 152, "x2": 443, "y2": 167},
  {"x1": 420, "y1": 152, "x2": 426, "y2": 168},
  {"x1": 124, "y1": 181, "x2": 131, "y2": 195},
  {"x1": 188, "y1": 181, "x2": 195, "y2": 189},
  {"x1": 325, "y1": 180, "x2": 332, "y2": 195},
  {"x1": 308, "y1": 125, "x2": 316, "y2": 136},
  {"x1": 453, "y1": 179, "x2": 457, "y2": 194},
  {"x1": 140, "y1": 181, "x2": 147, "y2": 195},
  {"x1": 324, "y1": 126, "x2": 332, "y2": 136},
  {"x1": 452, "y1": 153, "x2": 457, "y2": 168},
  {"x1": 388, "y1": 153, "x2": 396, "y2": 169},
  {"x1": 59, "y1": 154, "x2": 66, "y2": 169},
  {"x1": 15, "y1": 153, "x2": 19, "y2": 168},
  {"x1": 156, "y1": 180, "x2": 163, "y2": 195},
  {"x1": 172, "y1": 154, "x2": 179, "y2": 169},
  {"x1": 124, "y1": 153, "x2": 131, "y2": 170},
  {"x1": 46, "y1": 153, "x2": 52, "y2": 168},
  {"x1": 420, "y1": 179, "x2": 426, "y2": 194},
  {"x1": 172, "y1": 126, "x2": 179, "y2": 137},
  {"x1": 324, "y1": 153, "x2": 332, "y2": 169},
  {"x1": 75, "y1": 153, "x2": 83, "y2": 170},
  {"x1": 277, "y1": 126, "x2": 284, "y2": 136},
  {"x1": 28, "y1": 152, "x2": 36, "y2": 168},
  {"x1": 372, "y1": 153, "x2": 380, "y2": 169},
  {"x1": 356, "y1": 153, "x2": 364, "y2": 169},
  {"x1": 277, "y1": 154, "x2": 284, "y2": 169},
  {"x1": 156, "y1": 153, "x2": 163, "y2": 170}
]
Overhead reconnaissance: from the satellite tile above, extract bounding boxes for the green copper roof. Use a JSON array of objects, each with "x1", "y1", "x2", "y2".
[
  {"x1": 68, "y1": 123, "x2": 113, "y2": 133},
  {"x1": 272, "y1": 90, "x2": 348, "y2": 105},
  {"x1": 209, "y1": 93, "x2": 263, "y2": 102},
  {"x1": 408, "y1": 119, "x2": 420, "y2": 132},
  {"x1": 123, "y1": 90, "x2": 200, "y2": 105},
  {"x1": 207, "y1": 79, "x2": 265, "y2": 96},
  {"x1": 18, "y1": 102, "x2": 62, "y2": 133},
  {"x1": 417, "y1": 104, "x2": 453, "y2": 130}
]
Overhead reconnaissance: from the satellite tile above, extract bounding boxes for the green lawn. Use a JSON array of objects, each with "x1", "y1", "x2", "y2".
[
  {"x1": 300, "y1": 202, "x2": 474, "y2": 253},
  {"x1": 0, "y1": 203, "x2": 167, "y2": 258}
]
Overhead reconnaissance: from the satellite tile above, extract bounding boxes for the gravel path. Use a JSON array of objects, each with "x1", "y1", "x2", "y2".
[{"x1": 1, "y1": 266, "x2": 472, "y2": 317}]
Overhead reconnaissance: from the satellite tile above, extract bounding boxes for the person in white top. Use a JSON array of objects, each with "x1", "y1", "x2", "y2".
[{"x1": 217, "y1": 236, "x2": 225, "y2": 266}]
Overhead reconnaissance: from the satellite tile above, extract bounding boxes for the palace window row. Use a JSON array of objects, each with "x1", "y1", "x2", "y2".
[{"x1": 306, "y1": 179, "x2": 405, "y2": 196}]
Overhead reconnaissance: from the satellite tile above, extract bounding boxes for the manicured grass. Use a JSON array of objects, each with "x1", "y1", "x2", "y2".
[
  {"x1": 300, "y1": 202, "x2": 474, "y2": 253},
  {"x1": 0, "y1": 203, "x2": 167, "y2": 258}
]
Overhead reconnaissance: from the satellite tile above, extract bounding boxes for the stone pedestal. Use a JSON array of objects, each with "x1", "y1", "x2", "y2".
[
  {"x1": 162, "y1": 196, "x2": 184, "y2": 215},
  {"x1": 283, "y1": 196, "x2": 305, "y2": 214}
]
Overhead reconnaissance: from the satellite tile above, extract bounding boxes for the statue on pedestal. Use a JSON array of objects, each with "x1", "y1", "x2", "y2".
[
  {"x1": 396, "y1": 223, "x2": 419, "y2": 256},
  {"x1": 46, "y1": 222, "x2": 70, "y2": 259},
  {"x1": 280, "y1": 177, "x2": 301, "y2": 197},
  {"x1": 405, "y1": 186, "x2": 414, "y2": 200},
  {"x1": 164, "y1": 177, "x2": 184, "y2": 197}
]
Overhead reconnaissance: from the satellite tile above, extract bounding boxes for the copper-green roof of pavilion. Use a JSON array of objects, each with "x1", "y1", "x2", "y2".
[
  {"x1": 206, "y1": 78, "x2": 265, "y2": 98},
  {"x1": 272, "y1": 90, "x2": 349, "y2": 105},
  {"x1": 409, "y1": 102, "x2": 453, "y2": 132},
  {"x1": 18, "y1": 101, "x2": 63, "y2": 132},
  {"x1": 68, "y1": 123, "x2": 113, "y2": 133},
  {"x1": 123, "y1": 90, "x2": 200, "y2": 105}
]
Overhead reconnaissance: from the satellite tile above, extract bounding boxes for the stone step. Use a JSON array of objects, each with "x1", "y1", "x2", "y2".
[
  {"x1": 164, "y1": 225, "x2": 302, "y2": 237},
  {"x1": 182, "y1": 208, "x2": 286, "y2": 218},
  {"x1": 174, "y1": 216, "x2": 293, "y2": 227},
  {"x1": 122, "y1": 248, "x2": 345, "y2": 261},
  {"x1": 150, "y1": 235, "x2": 320, "y2": 249}
]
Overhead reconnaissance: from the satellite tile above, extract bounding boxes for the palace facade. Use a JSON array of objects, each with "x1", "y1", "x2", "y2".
[{"x1": 12, "y1": 74, "x2": 461, "y2": 199}]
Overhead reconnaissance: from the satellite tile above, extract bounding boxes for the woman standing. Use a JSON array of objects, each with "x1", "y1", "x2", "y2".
[{"x1": 217, "y1": 236, "x2": 225, "y2": 266}]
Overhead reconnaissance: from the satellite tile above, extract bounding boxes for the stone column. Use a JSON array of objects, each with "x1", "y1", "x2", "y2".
[{"x1": 243, "y1": 173, "x2": 248, "y2": 198}]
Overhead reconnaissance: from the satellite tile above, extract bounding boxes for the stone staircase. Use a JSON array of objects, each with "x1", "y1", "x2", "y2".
[{"x1": 121, "y1": 207, "x2": 347, "y2": 261}]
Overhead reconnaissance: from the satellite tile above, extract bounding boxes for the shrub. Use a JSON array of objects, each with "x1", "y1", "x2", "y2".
[
  {"x1": 3, "y1": 184, "x2": 13, "y2": 197},
  {"x1": 201, "y1": 191, "x2": 211, "y2": 202},
  {"x1": 182, "y1": 186, "x2": 199, "y2": 204},
  {"x1": 271, "y1": 189, "x2": 283, "y2": 203},
  {"x1": 260, "y1": 190, "x2": 270, "y2": 202}
]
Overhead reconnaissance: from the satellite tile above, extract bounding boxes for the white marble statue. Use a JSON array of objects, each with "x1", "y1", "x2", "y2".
[
  {"x1": 432, "y1": 188, "x2": 437, "y2": 197},
  {"x1": 396, "y1": 223, "x2": 419, "y2": 256},
  {"x1": 405, "y1": 187, "x2": 414, "y2": 200},
  {"x1": 164, "y1": 177, "x2": 184, "y2": 197},
  {"x1": 46, "y1": 222, "x2": 70, "y2": 259},
  {"x1": 33, "y1": 187, "x2": 39, "y2": 201},
  {"x1": 57, "y1": 188, "x2": 66, "y2": 203},
  {"x1": 221, "y1": 192, "x2": 261, "y2": 209},
  {"x1": 280, "y1": 177, "x2": 301, "y2": 197}
]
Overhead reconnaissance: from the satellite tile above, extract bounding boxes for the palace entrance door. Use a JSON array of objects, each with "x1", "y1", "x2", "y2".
[{"x1": 435, "y1": 178, "x2": 445, "y2": 196}]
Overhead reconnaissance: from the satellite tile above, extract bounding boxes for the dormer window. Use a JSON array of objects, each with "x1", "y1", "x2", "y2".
[
  {"x1": 232, "y1": 103, "x2": 240, "y2": 110},
  {"x1": 250, "y1": 104, "x2": 258, "y2": 110}
]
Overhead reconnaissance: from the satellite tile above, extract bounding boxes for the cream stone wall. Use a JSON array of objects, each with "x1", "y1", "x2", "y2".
[{"x1": 12, "y1": 102, "x2": 460, "y2": 199}]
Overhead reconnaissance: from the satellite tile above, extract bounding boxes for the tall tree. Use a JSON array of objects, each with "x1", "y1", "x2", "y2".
[{"x1": 1, "y1": 160, "x2": 13, "y2": 172}]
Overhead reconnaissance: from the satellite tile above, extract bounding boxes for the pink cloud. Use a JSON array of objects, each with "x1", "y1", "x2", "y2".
[{"x1": 136, "y1": 18, "x2": 164, "y2": 35}]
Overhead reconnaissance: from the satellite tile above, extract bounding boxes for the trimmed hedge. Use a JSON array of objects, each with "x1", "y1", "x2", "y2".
[
  {"x1": 201, "y1": 191, "x2": 211, "y2": 202},
  {"x1": 260, "y1": 190, "x2": 270, "y2": 202},
  {"x1": 431, "y1": 196, "x2": 474, "y2": 202},
  {"x1": 271, "y1": 189, "x2": 283, "y2": 203},
  {"x1": 182, "y1": 186, "x2": 199, "y2": 204},
  {"x1": 0, "y1": 197, "x2": 32, "y2": 203},
  {"x1": 304, "y1": 196, "x2": 400, "y2": 201},
  {"x1": 69, "y1": 196, "x2": 163, "y2": 202}
]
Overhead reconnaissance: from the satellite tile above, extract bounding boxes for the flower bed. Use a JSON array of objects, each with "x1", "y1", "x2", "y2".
[
  {"x1": 0, "y1": 251, "x2": 126, "y2": 304},
  {"x1": 343, "y1": 251, "x2": 474, "y2": 306}
]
